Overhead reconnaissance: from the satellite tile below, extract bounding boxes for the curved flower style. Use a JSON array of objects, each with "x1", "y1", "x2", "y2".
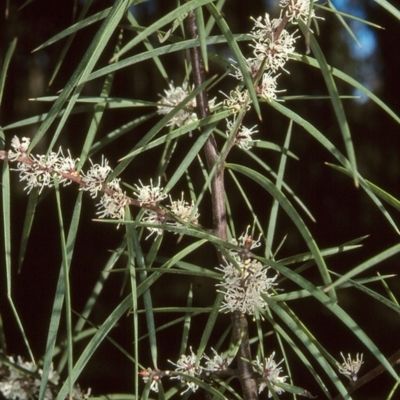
[{"x1": 169, "y1": 347, "x2": 202, "y2": 394}]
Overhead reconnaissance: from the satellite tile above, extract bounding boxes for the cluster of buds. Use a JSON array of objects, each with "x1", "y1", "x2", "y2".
[
  {"x1": 216, "y1": 227, "x2": 278, "y2": 315},
  {"x1": 140, "y1": 347, "x2": 286, "y2": 396},
  {"x1": 4, "y1": 136, "x2": 199, "y2": 238}
]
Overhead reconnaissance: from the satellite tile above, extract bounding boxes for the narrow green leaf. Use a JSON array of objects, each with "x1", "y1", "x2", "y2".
[
  {"x1": 266, "y1": 121, "x2": 292, "y2": 257},
  {"x1": 55, "y1": 294, "x2": 133, "y2": 400},
  {"x1": 1, "y1": 143, "x2": 34, "y2": 362},
  {"x1": 58, "y1": 237, "x2": 127, "y2": 373},
  {"x1": 180, "y1": 286, "x2": 193, "y2": 357},
  {"x1": 330, "y1": 271, "x2": 400, "y2": 315},
  {"x1": 17, "y1": 190, "x2": 39, "y2": 272},
  {"x1": 197, "y1": 293, "x2": 224, "y2": 361},
  {"x1": 264, "y1": 259, "x2": 399, "y2": 382},
  {"x1": 326, "y1": 163, "x2": 400, "y2": 211},
  {"x1": 244, "y1": 149, "x2": 316, "y2": 222},
  {"x1": 39, "y1": 193, "x2": 82, "y2": 399},
  {"x1": 262, "y1": 298, "x2": 348, "y2": 399},
  {"x1": 315, "y1": 3, "x2": 384, "y2": 28},
  {"x1": 268, "y1": 100, "x2": 399, "y2": 233},
  {"x1": 78, "y1": 29, "x2": 123, "y2": 167},
  {"x1": 33, "y1": 8, "x2": 111, "y2": 52},
  {"x1": 110, "y1": 0, "x2": 216, "y2": 61},
  {"x1": 165, "y1": 122, "x2": 218, "y2": 193},
  {"x1": 374, "y1": 0, "x2": 400, "y2": 20},
  {"x1": 326, "y1": 242, "x2": 400, "y2": 292},
  {"x1": 53, "y1": 178, "x2": 74, "y2": 398},
  {"x1": 121, "y1": 111, "x2": 230, "y2": 160},
  {"x1": 206, "y1": 3, "x2": 261, "y2": 118},
  {"x1": 226, "y1": 163, "x2": 336, "y2": 301},
  {"x1": 0, "y1": 37, "x2": 17, "y2": 108},
  {"x1": 326, "y1": 1, "x2": 361, "y2": 47},
  {"x1": 262, "y1": 310, "x2": 331, "y2": 398},
  {"x1": 299, "y1": 20, "x2": 357, "y2": 186},
  {"x1": 195, "y1": 7, "x2": 209, "y2": 71},
  {"x1": 293, "y1": 53, "x2": 400, "y2": 125},
  {"x1": 126, "y1": 11, "x2": 168, "y2": 81},
  {"x1": 29, "y1": 0, "x2": 128, "y2": 152}
]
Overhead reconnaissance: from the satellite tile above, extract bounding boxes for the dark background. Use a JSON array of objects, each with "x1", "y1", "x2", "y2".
[{"x1": 1, "y1": 0, "x2": 400, "y2": 399}]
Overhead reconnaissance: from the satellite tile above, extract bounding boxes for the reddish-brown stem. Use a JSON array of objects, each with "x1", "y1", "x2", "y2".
[
  {"x1": 0, "y1": 150, "x2": 169, "y2": 218},
  {"x1": 184, "y1": 9, "x2": 258, "y2": 400},
  {"x1": 184, "y1": 10, "x2": 227, "y2": 242}
]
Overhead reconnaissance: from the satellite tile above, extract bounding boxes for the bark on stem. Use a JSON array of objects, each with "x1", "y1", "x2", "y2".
[
  {"x1": 184, "y1": 10, "x2": 226, "y2": 241},
  {"x1": 184, "y1": 10, "x2": 258, "y2": 400}
]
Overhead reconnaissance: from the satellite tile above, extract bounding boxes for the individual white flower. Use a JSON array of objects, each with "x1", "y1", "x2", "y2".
[
  {"x1": 54, "y1": 149, "x2": 80, "y2": 186},
  {"x1": 81, "y1": 156, "x2": 112, "y2": 198},
  {"x1": 280, "y1": 0, "x2": 319, "y2": 24},
  {"x1": 96, "y1": 178, "x2": 129, "y2": 223},
  {"x1": 337, "y1": 352, "x2": 363, "y2": 382},
  {"x1": 254, "y1": 352, "x2": 287, "y2": 397},
  {"x1": 220, "y1": 88, "x2": 251, "y2": 114},
  {"x1": 250, "y1": 13, "x2": 298, "y2": 73},
  {"x1": 168, "y1": 193, "x2": 199, "y2": 226},
  {"x1": 229, "y1": 226, "x2": 262, "y2": 261},
  {"x1": 230, "y1": 56, "x2": 264, "y2": 81},
  {"x1": 258, "y1": 71, "x2": 285, "y2": 102},
  {"x1": 157, "y1": 81, "x2": 198, "y2": 128},
  {"x1": 12, "y1": 150, "x2": 63, "y2": 194},
  {"x1": 8, "y1": 136, "x2": 30, "y2": 162},
  {"x1": 157, "y1": 82, "x2": 216, "y2": 128},
  {"x1": 134, "y1": 178, "x2": 167, "y2": 206},
  {"x1": 226, "y1": 119, "x2": 259, "y2": 151},
  {"x1": 141, "y1": 210, "x2": 166, "y2": 239},
  {"x1": 204, "y1": 348, "x2": 233, "y2": 372},
  {"x1": 169, "y1": 347, "x2": 202, "y2": 394},
  {"x1": 216, "y1": 258, "x2": 278, "y2": 314}
]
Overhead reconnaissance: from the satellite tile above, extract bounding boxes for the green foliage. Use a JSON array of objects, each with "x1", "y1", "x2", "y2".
[{"x1": 1, "y1": 1, "x2": 400, "y2": 400}]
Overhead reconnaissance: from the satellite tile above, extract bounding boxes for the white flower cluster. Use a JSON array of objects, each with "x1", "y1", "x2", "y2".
[
  {"x1": 9, "y1": 136, "x2": 79, "y2": 194},
  {"x1": 337, "y1": 352, "x2": 363, "y2": 382},
  {"x1": 223, "y1": 1, "x2": 320, "y2": 152},
  {"x1": 225, "y1": 118, "x2": 259, "y2": 150},
  {"x1": 7, "y1": 136, "x2": 200, "y2": 237},
  {"x1": 216, "y1": 228, "x2": 278, "y2": 314},
  {"x1": 140, "y1": 348, "x2": 233, "y2": 394},
  {"x1": 157, "y1": 81, "x2": 216, "y2": 128},
  {"x1": 168, "y1": 193, "x2": 199, "y2": 226},
  {"x1": 280, "y1": 0, "x2": 318, "y2": 24},
  {"x1": 141, "y1": 348, "x2": 286, "y2": 396},
  {"x1": 139, "y1": 192, "x2": 199, "y2": 239},
  {"x1": 157, "y1": 82, "x2": 198, "y2": 128},
  {"x1": 0, "y1": 355, "x2": 59, "y2": 400},
  {"x1": 169, "y1": 347, "x2": 202, "y2": 394},
  {"x1": 253, "y1": 352, "x2": 288, "y2": 397}
]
